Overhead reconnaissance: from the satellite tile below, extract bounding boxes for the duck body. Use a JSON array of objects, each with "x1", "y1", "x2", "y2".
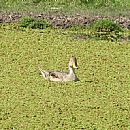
[{"x1": 39, "y1": 56, "x2": 79, "y2": 82}]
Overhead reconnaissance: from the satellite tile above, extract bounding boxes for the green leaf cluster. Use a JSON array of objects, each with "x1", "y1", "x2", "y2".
[
  {"x1": 90, "y1": 19, "x2": 124, "y2": 41},
  {"x1": 20, "y1": 16, "x2": 51, "y2": 29}
]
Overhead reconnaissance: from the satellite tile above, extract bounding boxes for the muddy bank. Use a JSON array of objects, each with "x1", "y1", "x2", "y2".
[{"x1": 0, "y1": 12, "x2": 130, "y2": 29}]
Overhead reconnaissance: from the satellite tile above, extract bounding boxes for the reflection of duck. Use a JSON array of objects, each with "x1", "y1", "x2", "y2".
[{"x1": 38, "y1": 56, "x2": 79, "y2": 82}]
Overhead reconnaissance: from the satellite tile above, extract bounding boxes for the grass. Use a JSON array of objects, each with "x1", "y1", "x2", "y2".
[
  {"x1": 1, "y1": 0, "x2": 130, "y2": 17},
  {"x1": 0, "y1": 24, "x2": 130, "y2": 130}
]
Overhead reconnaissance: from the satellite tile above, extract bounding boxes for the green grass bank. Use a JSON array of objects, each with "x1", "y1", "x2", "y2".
[{"x1": 1, "y1": 0, "x2": 130, "y2": 16}]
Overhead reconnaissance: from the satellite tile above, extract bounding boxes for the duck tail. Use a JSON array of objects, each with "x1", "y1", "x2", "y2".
[{"x1": 38, "y1": 66, "x2": 46, "y2": 78}]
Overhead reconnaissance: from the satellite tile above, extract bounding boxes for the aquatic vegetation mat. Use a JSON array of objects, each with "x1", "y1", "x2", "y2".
[{"x1": 0, "y1": 25, "x2": 130, "y2": 130}]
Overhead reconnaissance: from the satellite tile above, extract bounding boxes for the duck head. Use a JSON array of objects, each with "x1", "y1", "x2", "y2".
[{"x1": 69, "y1": 56, "x2": 78, "y2": 69}]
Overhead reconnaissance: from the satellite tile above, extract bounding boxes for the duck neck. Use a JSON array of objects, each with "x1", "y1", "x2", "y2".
[{"x1": 68, "y1": 65, "x2": 75, "y2": 75}]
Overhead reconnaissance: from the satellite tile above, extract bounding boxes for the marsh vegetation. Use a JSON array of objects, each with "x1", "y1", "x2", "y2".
[{"x1": 0, "y1": 0, "x2": 130, "y2": 129}]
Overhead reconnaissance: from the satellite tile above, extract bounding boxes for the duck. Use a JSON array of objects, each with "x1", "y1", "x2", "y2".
[{"x1": 38, "y1": 56, "x2": 79, "y2": 82}]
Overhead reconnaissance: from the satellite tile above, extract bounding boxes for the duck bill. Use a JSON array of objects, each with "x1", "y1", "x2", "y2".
[
  {"x1": 75, "y1": 66, "x2": 78, "y2": 69},
  {"x1": 73, "y1": 64, "x2": 78, "y2": 69}
]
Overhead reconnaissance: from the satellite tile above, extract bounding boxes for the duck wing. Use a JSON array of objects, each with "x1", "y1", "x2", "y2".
[
  {"x1": 49, "y1": 71, "x2": 67, "y2": 79},
  {"x1": 38, "y1": 66, "x2": 67, "y2": 80},
  {"x1": 49, "y1": 71, "x2": 59, "y2": 78}
]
